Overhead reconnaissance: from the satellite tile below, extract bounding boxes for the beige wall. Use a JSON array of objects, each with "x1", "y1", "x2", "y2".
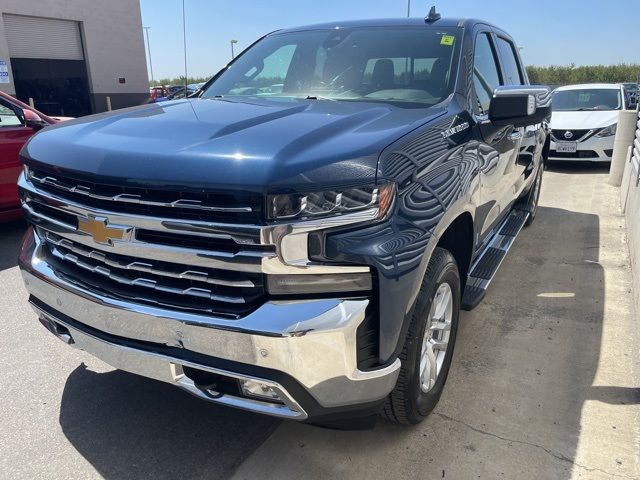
[
  {"x1": 620, "y1": 112, "x2": 640, "y2": 316},
  {"x1": 0, "y1": 0, "x2": 148, "y2": 96}
]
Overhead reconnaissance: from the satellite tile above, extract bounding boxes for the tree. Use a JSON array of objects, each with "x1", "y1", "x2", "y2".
[{"x1": 526, "y1": 64, "x2": 640, "y2": 86}]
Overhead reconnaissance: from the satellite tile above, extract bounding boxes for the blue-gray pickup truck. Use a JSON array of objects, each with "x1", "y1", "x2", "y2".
[{"x1": 18, "y1": 12, "x2": 550, "y2": 428}]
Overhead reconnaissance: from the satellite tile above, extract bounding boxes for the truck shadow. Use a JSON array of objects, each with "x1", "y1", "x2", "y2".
[
  {"x1": 57, "y1": 205, "x2": 622, "y2": 479},
  {"x1": 0, "y1": 219, "x2": 26, "y2": 271},
  {"x1": 58, "y1": 364, "x2": 279, "y2": 480}
]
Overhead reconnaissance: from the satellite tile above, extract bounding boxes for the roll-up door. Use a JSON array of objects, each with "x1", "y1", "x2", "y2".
[{"x1": 3, "y1": 14, "x2": 84, "y2": 60}]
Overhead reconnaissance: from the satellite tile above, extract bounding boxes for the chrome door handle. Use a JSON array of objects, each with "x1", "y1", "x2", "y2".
[{"x1": 507, "y1": 130, "x2": 522, "y2": 141}]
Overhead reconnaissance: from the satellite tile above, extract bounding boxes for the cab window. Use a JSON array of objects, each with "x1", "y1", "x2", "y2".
[
  {"x1": 496, "y1": 37, "x2": 524, "y2": 85},
  {"x1": 472, "y1": 33, "x2": 502, "y2": 114}
]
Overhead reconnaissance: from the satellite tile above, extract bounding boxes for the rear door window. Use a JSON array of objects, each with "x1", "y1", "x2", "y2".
[{"x1": 495, "y1": 37, "x2": 524, "y2": 85}]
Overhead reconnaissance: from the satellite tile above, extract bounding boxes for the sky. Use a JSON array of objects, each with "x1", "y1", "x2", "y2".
[{"x1": 140, "y1": 0, "x2": 639, "y2": 81}]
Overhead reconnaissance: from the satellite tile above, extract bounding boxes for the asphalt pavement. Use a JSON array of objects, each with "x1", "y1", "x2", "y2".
[{"x1": 0, "y1": 165, "x2": 638, "y2": 480}]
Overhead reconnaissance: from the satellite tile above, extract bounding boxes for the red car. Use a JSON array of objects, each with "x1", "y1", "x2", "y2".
[{"x1": 0, "y1": 91, "x2": 68, "y2": 222}]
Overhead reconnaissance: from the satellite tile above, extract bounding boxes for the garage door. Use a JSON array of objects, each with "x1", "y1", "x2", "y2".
[{"x1": 3, "y1": 14, "x2": 84, "y2": 60}]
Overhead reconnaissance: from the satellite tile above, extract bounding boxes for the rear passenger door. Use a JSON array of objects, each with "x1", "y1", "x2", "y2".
[
  {"x1": 472, "y1": 31, "x2": 520, "y2": 239},
  {"x1": 493, "y1": 34, "x2": 535, "y2": 199}
]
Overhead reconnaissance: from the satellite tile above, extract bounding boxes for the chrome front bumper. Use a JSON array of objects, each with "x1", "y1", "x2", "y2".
[{"x1": 20, "y1": 229, "x2": 400, "y2": 420}]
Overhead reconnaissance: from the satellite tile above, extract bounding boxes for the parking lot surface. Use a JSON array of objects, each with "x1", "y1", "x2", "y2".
[{"x1": 0, "y1": 165, "x2": 638, "y2": 480}]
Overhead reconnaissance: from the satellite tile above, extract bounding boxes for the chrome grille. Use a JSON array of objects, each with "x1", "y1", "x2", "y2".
[
  {"x1": 28, "y1": 168, "x2": 262, "y2": 223},
  {"x1": 19, "y1": 166, "x2": 371, "y2": 317},
  {"x1": 42, "y1": 231, "x2": 265, "y2": 317}
]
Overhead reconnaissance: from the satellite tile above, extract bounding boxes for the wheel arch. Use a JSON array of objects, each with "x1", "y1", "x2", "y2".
[
  {"x1": 388, "y1": 205, "x2": 476, "y2": 361},
  {"x1": 435, "y1": 211, "x2": 475, "y2": 290}
]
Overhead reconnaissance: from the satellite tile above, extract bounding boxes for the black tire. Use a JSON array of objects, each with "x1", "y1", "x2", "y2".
[
  {"x1": 382, "y1": 247, "x2": 461, "y2": 424},
  {"x1": 524, "y1": 165, "x2": 544, "y2": 227}
]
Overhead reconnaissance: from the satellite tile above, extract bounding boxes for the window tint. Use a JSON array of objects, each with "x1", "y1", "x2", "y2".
[
  {"x1": 473, "y1": 33, "x2": 501, "y2": 114},
  {"x1": 0, "y1": 99, "x2": 23, "y2": 127},
  {"x1": 413, "y1": 58, "x2": 437, "y2": 81},
  {"x1": 229, "y1": 44, "x2": 297, "y2": 95},
  {"x1": 203, "y1": 27, "x2": 460, "y2": 106},
  {"x1": 496, "y1": 37, "x2": 523, "y2": 85}
]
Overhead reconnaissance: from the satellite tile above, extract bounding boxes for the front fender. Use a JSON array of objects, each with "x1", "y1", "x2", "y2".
[{"x1": 323, "y1": 110, "x2": 481, "y2": 362}]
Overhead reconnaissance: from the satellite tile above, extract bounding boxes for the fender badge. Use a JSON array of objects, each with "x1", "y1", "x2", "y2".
[{"x1": 441, "y1": 122, "x2": 470, "y2": 139}]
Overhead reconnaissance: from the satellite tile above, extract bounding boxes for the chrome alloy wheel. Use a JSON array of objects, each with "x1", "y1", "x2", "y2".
[{"x1": 419, "y1": 282, "x2": 453, "y2": 393}]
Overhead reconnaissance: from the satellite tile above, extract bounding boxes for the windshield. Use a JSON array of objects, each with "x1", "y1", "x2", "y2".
[
  {"x1": 201, "y1": 27, "x2": 460, "y2": 106},
  {"x1": 552, "y1": 88, "x2": 622, "y2": 111}
]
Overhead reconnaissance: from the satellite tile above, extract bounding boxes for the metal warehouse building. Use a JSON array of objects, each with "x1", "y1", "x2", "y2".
[{"x1": 0, "y1": 0, "x2": 149, "y2": 117}]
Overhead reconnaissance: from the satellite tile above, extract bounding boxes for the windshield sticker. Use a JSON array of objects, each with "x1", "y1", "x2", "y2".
[
  {"x1": 441, "y1": 35, "x2": 455, "y2": 46},
  {"x1": 578, "y1": 92, "x2": 591, "y2": 102}
]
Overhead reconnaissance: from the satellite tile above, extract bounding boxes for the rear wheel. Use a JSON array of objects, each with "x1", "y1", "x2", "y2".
[{"x1": 382, "y1": 247, "x2": 461, "y2": 424}]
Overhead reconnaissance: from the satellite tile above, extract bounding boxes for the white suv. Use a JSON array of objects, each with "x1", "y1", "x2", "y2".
[{"x1": 549, "y1": 83, "x2": 625, "y2": 162}]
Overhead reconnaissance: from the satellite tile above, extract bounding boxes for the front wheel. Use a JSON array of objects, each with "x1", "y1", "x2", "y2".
[{"x1": 382, "y1": 247, "x2": 461, "y2": 424}]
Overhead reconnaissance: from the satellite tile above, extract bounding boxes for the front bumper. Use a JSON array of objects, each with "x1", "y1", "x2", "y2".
[
  {"x1": 19, "y1": 229, "x2": 400, "y2": 421},
  {"x1": 549, "y1": 134, "x2": 614, "y2": 162}
]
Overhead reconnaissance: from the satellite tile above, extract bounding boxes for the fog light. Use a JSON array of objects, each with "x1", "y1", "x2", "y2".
[
  {"x1": 240, "y1": 379, "x2": 282, "y2": 402},
  {"x1": 267, "y1": 272, "x2": 372, "y2": 295}
]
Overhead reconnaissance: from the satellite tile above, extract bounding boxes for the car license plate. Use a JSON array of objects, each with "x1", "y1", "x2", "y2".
[{"x1": 556, "y1": 142, "x2": 577, "y2": 153}]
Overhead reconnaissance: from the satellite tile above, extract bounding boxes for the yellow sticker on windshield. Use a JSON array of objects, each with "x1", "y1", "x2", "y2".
[{"x1": 441, "y1": 35, "x2": 455, "y2": 46}]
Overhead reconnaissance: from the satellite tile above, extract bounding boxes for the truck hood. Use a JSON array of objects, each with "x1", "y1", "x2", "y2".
[
  {"x1": 550, "y1": 110, "x2": 619, "y2": 130},
  {"x1": 23, "y1": 98, "x2": 444, "y2": 191}
]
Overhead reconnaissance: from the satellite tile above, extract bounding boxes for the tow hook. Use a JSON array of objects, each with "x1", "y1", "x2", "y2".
[
  {"x1": 38, "y1": 317, "x2": 74, "y2": 345},
  {"x1": 194, "y1": 382, "x2": 224, "y2": 399}
]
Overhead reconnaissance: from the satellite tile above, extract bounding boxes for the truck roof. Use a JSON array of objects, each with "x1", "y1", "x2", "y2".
[
  {"x1": 275, "y1": 17, "x2": 500, "y2": 34},
  {"x1": 555, "y1": 83, "x2": 623, "y2": 91}
]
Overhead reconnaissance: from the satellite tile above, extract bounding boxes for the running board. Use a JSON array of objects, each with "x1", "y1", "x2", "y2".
[{"x1": 461, "y1": 207, "x2": 529, "y2": 310}]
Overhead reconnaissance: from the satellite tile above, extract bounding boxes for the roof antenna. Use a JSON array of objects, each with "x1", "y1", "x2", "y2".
[{"x1": 425, "y1": 5, "x2": 441, "y2": 23}]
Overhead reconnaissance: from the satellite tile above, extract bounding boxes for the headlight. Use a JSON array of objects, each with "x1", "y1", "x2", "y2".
[
  {"x1": 595, "y1": 123, "x2": 617, "y2": 137},
  {"x1": 267, "y1": 183, "x2": 395, "y2": 221}
]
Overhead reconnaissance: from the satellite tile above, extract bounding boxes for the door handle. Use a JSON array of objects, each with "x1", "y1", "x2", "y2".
[{"x1": 507, "y1": 130, "x2": 522, "y2": 141}]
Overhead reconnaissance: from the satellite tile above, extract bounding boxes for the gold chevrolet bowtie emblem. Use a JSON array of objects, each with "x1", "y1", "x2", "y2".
[{"x1": 77, "y1": 216, "x2": 132, "y2": 245}]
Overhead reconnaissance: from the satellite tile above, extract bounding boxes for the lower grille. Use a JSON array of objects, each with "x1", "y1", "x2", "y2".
[{"x1": 42, "y1": 232, "x2": 265, "y2": 318}]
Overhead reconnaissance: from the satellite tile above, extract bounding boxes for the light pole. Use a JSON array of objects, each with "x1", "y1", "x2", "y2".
[
  {"x1": 182, "y1": 0, "x2": 188, "y2": 93},
  {"x1": 143, "y1": 27, "x2": 154, "y2": 83},
  {"x1": 407, "y1": 0, "x2": 410, "y2": 17},
  {"x1": 230, "y1": 39, "x2": 238, "y2": 59}
]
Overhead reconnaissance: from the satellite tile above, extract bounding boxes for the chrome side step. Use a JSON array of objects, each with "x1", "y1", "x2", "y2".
[{"x1": 462, "y1": 207, "x2": 529, "y2": 310}]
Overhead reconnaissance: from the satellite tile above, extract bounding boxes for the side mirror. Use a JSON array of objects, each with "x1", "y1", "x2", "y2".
[
  {"x1": 23, "y1": 109, "x2": 47, "y2": 131},
  {"x1": 489, "y1": 85, "x2": 552, "y2": 128}
]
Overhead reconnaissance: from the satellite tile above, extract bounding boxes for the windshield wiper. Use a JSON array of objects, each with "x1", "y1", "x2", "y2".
[{"x1": 304, "y1": 95, "x2": 336, "y2": 101}]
